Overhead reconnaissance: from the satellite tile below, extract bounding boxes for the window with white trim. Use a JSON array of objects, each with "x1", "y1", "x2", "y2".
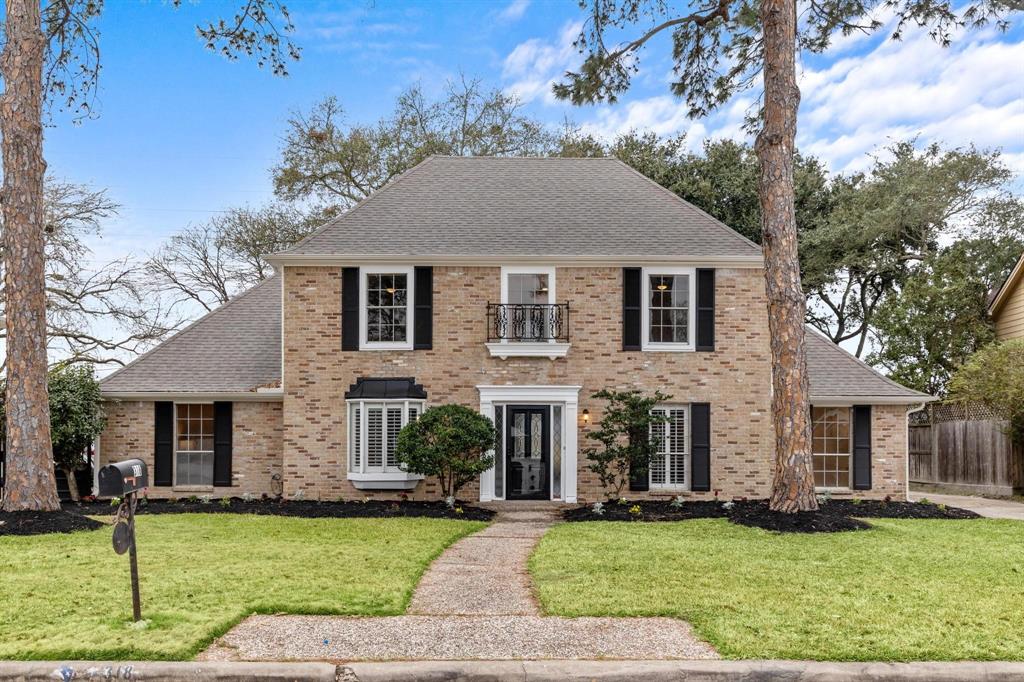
[
  {"x1": 812, "y1": 406, "x2": 851, "y2": 488},
  {"x1": 348, "y1": 400, "x2": 423, "y2": 474},
  {"x1": 642, "y1": 267, "x2": 695, "y2": 351},
  {"x1": 360, "y1": 267, "x2": 414, "y2": 350},
  {"x1": 650, "y1": 405, "x2": 689, "y2": 489},
  {"x1": 175, "y1": 403, "x2": 214, "y2": 486}
]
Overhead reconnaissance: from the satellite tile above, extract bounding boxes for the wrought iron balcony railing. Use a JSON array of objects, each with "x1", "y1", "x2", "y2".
[{"x1": 487, "y1": 303, "x2": 570, "y2": 343}]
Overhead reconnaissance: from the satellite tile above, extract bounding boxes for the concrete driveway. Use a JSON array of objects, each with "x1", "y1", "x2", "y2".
[{"x1": 908, "y1": 492, "x2": 1024, "y2": 520}]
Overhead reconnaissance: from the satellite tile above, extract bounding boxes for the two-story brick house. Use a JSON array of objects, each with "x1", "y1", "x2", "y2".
[{"x1": 97, "y1": 157, "x2": 931, "y2": 503}]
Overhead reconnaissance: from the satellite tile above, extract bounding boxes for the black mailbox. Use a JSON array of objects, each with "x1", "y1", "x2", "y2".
[{"x1": 98, "y1": 459, "x2": 148, "y2": 497}]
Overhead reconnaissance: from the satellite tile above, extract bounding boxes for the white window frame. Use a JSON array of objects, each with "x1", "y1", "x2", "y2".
[
  {"x1": 487, "y1": 266, "x2": 569, "y2": 359},
  {"x1": 649, "y1": 404, "x2": 690, "y2": 490},
  {"x1": 359, "y1": 265, "x2": 415, "y2": 351},
  {"x1": 641, "y1": 266, "x2": 696, "y2": 352},
  {"x1": 499, "y1": 265, "x2": 557, "y2": 344},
  {"x1": 173, "y1": 401, "x2": 215, "y2": 487},
  {"x1": 811, "y1": 405, "x2": 853, "y2": 491},
  {"x1": 346, "y1": 399, "x2": 425, "y2": 476}
]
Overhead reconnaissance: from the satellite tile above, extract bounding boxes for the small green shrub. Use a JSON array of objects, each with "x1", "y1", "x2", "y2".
[{"x1": 396, "y1": 404, "x2": 497, "y2": 500}]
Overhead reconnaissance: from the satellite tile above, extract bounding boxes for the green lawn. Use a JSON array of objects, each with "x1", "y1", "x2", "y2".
[
  {"x1": 1, "y1": 514, "x2": 484, "y2": 660},
  {"x1": 530, "y1": 518, "x2": 1024, "y2": 661}
]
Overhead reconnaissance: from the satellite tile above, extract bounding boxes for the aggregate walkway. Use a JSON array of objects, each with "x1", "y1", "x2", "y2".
[
  {"x1": 200, "y1": 508, "x2": 718, "y2": 662},
  {"x1": 908, "y1": 491, "x2": 1024, "y2": 520}
]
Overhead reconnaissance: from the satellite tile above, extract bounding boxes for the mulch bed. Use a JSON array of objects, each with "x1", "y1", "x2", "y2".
[
  {"x1": 0, "y1": 510, "x2": 106, "y2": 537},
  {"x1": 75, "y1": 497, "x2": 496, "y2": 522},
  {"x1": 564, "y1": 498, "x2": 981, "y2": 533}
]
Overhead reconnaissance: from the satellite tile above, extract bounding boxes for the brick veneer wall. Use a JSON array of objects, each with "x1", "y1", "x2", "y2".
[
  {"x1": 98, "y1": 400, "x2": 283, "y2": 499},
  {"x1": 283, "y1": 264, "x2": 806, "y2": 502}
]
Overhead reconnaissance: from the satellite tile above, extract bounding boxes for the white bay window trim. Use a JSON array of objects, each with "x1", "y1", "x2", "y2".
[
  {"x1": 347, "y1": 398, "x2": 424, "y2": 489},
  {"x1": 641, "y1": 266, "x2": 696, "y2": 352},
  {"x1": 359, "y1": 265, "x2": 415, "y2": 351}
]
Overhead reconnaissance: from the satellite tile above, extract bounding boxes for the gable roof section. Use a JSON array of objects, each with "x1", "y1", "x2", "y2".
[
  {"x1": 99, "y1": 276, "x2": 281, "y2": 396},
  {"x1": 101, "y1": 276, "x2": 929, "y2": 403},
  {"x1": 989, "y1": 250, "x2": 1024, "y2": 316},
  {"x1": 805, "y1": 328, "x2": 933, "y2": 403},
  {"x1": 272, "y1": 156, "x2": 763, "y2": 262}
]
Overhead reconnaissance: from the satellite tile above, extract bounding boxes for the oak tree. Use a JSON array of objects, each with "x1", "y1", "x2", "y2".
[{"x1": 555, "y1": 0, "x2": 1020, "y2": 512}]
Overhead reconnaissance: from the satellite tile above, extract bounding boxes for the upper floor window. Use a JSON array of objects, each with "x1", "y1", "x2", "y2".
[
  {"x1": 499, "y1": 266, "x2": 557, "y2": 342},
  {"x1": 642, "y1": 267, "x2": 695, "y2": 351},
  {"x1": 360, "y1": 266, "x2": 414, "y2": 350},
  {"x1": 812, "y1": 406, "x2": 851, "y2": 489}
]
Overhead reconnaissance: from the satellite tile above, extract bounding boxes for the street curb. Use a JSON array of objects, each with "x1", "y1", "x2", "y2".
[
  {"x1": 345, "y1": 659, "x2": 1024, "y2": 681},
  {"x1": 0, "y1": 661, "x2": 337, "y2": 682},
  {"x1": 4, "y1": 660, "x2": 1024, "y2": 681}
]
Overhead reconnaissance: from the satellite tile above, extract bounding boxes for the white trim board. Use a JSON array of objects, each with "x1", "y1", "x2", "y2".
[
  {"x1": 270, "y1": 255, "x2": 764, "y2": 268},
  {"x1": 477, "y1": 385, "x2": 581, "y2": 504}
]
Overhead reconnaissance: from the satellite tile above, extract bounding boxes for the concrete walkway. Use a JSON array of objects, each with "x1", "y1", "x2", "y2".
[
  {"x1": 200, "y1": 509, "x2": 718, "y2": 662},
  {"x1": 908, "y1": 491, "x2": 1024, "y2": 520}
]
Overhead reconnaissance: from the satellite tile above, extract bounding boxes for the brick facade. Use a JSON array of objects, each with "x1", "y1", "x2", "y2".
[
  {"x1": 98, "y1": 400, "x2": 283, "y2": 498},
  {"x1": 279, "y1": 264, "x2": 908, "y2": 502},
  {"x1": 97, "y1": 266, "x2": 910, "y2": 502}
]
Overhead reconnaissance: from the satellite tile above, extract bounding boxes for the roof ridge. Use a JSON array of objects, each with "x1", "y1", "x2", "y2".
[{"x1": 100, "y1": 275, "x2": 280, "y2": 387}]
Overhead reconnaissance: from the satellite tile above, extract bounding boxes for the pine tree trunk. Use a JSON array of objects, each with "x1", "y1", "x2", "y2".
[
  {"x1": 756, "y1": 0, "x2": 818, "y2": 513},
  {"x1": 0, "y1": 0, "x2": 59, "y2": 512}
]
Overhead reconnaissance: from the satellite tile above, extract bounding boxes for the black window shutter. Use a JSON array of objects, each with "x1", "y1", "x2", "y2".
[
  {"x1": 341, "y1": 267, "x2": 360, "y2": 351},
  {"x1": 414, "y1": 266, "x2": 433, "y2": 350},
  {"x1": 213, "y1": 401, "x2": 233, "y2": 487},
  {"x1": 852, "y1": 405, "x2": 872, "y2": 490},
  {"x1": 622, "y1": 267, "x2": 642, "y2": 351},
  {"x1": 691, "y1": 403, "x2": 711, "y2": 492},
  {"x1": 154, "y1": 401, "x2": 174, "y2": 487},
  {"x1": 696, "y1": 268, "x2": 715, "y2": 351},
  {"x1": 629, "y1": 442, "x2": 650, "y2": 492}
]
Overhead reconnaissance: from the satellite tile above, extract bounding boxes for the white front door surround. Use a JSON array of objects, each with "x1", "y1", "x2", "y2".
[{"x1": 477, "y1": 385, "x2": 580, "y2": 503}]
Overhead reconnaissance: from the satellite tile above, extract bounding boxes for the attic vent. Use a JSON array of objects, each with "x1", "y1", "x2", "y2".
[{"x1": 344, "y1": 377, "x2": 428, "y2": 400}]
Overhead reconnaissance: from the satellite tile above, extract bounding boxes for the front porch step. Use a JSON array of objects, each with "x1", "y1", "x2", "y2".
[{"x1": 478, "y1": 500, "x2": 572, "y2": 512}]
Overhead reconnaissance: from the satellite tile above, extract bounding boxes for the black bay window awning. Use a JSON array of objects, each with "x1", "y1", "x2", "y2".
[{"x1": 344, "y1": 377, "x2": 428, "y2": 400}]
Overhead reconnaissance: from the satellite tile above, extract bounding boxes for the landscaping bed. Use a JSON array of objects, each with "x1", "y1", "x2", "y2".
[
  {"x1": 564, "y1": 498, "x2": 979, "y2": 532},
  {"x1": 0, "y1": 509, "x2": 106, "y2": 537},
  {"x1": 76, "y1": 497, "x2": 496, "y2": 521}
]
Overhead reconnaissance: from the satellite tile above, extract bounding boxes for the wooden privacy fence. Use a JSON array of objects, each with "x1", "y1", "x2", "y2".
[{"x1": 910, "y1": 403, "x2": 1023, "y2": 496}]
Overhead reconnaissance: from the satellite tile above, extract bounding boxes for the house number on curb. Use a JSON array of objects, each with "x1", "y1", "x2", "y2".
[{"x1": 99, "y1": 459, "x2": 148, "y2": 622}]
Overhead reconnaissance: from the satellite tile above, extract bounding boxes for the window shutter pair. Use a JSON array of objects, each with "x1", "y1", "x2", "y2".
[
  {"x1": 621, "y1": 268, "x2": 715, "y2": 351},
  {"x1": 153, "y1": 401, "x2": 233, "y2": 487},
  {"x1": 628, "y1": 404, "x2": 712, "y2": 492},
  {"x1": 341, "y1": 267, "x2": 433, "y2": 351}
]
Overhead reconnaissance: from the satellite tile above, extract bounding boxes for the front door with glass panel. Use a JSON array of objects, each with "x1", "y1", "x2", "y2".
[{"x1": 506, "y1": 406, "x2": 550, "y2": 500}]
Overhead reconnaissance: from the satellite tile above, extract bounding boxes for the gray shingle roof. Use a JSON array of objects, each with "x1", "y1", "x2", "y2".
[
  {"x1": 100, "y1": 276, "x2": 281, "y2": 395},
  {"x1": 102, "y1": 274, "x2": 929, "y2": 403},
  {"x1": 275, "y1": 156, "x2": 763, "y2": 259},
  {"x1": 806, "y1": 328, "x2": 932, "y2": 402}
]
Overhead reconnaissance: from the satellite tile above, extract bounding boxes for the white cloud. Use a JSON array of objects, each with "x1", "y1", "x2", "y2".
[
  {"x1": 797, "y1": 25, "x2": 1024, "y2": 172},
  {"x1": 498, "y1": 0, "x2": 531, "y2": 23},
  {"x1": 502, "y1": 21, "x2": 582, "y2": 105}
]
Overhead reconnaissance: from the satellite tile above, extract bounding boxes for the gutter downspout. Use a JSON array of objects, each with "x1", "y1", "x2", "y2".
[{"x1": 905, "y1": 402, "x2": 928, "y2": 501}]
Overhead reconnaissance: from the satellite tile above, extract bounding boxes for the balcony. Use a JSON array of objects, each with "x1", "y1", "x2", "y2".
[{"x1": 486, "y1": 303, "x2": 571, "y2": 359}]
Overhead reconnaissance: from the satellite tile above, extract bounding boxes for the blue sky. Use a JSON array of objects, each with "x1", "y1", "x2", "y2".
[{"x1": 45, "y1": 0, "x2": 1023, "y2": 271}]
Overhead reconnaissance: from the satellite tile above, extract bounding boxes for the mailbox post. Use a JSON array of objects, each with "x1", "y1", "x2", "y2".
[{"x1": 98, "y1": 459, "x2": 148, "y2": 622}]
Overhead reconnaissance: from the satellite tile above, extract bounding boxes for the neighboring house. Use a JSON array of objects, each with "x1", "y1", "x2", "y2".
[
  {"x1": 989, "y1": 250, "x2": 1024, "y2": 341},
  {"x1": 97, "y1": 157, "x2": 931, "y2": 503}
]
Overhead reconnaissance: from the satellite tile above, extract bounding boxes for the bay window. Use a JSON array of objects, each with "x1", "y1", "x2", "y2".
[{"x1": 348, "y1": 399, "x2": 423, "y2": 475}]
